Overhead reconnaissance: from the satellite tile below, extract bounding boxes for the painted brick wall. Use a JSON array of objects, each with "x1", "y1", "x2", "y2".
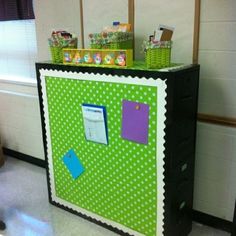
[
  {"x1": 194, "y1": 122, "x2": 236, "y2": 220},
  {"x1": 193, "y1": 0, "x2": 236, "y2": 221},
  {"x1": 0, "y1": 81, "x2": 44, "y2": 160}
]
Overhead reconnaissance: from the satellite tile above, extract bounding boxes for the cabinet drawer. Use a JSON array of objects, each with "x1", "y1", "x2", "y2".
[
  {"x1": 174, "y1": 71, "x2": 198, "y2": 107},
  {"x1": 164, "y1": 180, "x2": 193, "y2": 236},
  {"x1": 173, "y1": 180, "x2": 193, "y2": 235},
  {"x1": 167, "y1": 119, "x2": 196, "y2": 167},
  {"x1": 166, "y1": 157, "x2": 194, "y2": 182}
]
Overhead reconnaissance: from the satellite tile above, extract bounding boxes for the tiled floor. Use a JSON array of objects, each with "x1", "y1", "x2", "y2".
[{"x1": 0, "y1": 157, "x2": 230, "y2": 236}]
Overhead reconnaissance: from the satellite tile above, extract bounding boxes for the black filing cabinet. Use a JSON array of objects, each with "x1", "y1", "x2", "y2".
[
  {"x1": 164, "y1": 68, "x2": 199, "y2": 235},
  {"x1": 36, "y1": 62, "x2": 199, "y2": 236}
]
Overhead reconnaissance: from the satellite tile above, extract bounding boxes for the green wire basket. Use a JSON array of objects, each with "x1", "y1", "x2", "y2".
[
  {"x1": 89, "y1": 32, "x2": 133, "y2": 50},
  {"x1": 49, "y1": 38, "x2": 77, "y2": 63},
  {"x1": 49, "y1": 47, "x2": 64, "y2": 63},
  {"x1": 90, "y1": 40, "x2": 133, "y2": 50},
  {"x1": 145, "y1": 48, "x2": 171, "y2": 69},
  {"x1": 144, "y1": 41, "x2": 172, "y2": 69}
]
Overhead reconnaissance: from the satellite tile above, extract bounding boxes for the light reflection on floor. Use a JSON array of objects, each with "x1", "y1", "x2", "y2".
[
  {"x1": 0, "y1": 157, "x2": 231, "y2": 236},
  {"x1": 5, "y1": 208, "x2": 53, "y2": 236}
]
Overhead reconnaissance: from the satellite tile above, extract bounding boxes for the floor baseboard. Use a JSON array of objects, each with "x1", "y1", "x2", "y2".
[
  {"x1": 232, "y1": 200, "x2": 236, "y2": 235},
  {"x1": 192, "y1": 210, "x2": 232, "y2": 233},
  {"x1": 2, "y1": 147, "x2": 46, "y2": 168}
]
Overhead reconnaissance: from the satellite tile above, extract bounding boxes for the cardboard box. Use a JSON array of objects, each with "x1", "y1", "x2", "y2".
[
  {"x1": 160, "y1": 28, "x2": 173, "y2": 41},
  {"x1": 154, "y1": 24, "x2": 174, "y2": 41}
]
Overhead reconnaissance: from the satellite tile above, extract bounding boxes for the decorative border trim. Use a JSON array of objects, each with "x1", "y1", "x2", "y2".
[{"x1": 39, "y1": 68, "x2": 167, "y2": 236}]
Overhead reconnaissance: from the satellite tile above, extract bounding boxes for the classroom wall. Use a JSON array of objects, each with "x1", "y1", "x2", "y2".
[
  {"x1": 194, "y1": 123, "x2": 236, "y2": 220},
  {"x1": 83, "y1": 0, "x2": 195, "y2": 64},
  {"x1": 193, "y1": 0, "x2": 236, "y2": 221},
  {"x1": 0, "y1": 0, "x2": 83, "y2": 160},
  {"x1": 198, "y1": 0, "x2": 236, "y2": 118},
  {"x1": 83, "y1": 0, "x2": 128, "y2": 49},
  {"x1": 135, "y1": 0, "x2": 194, "y2": 63},
  {"x1": 0, "y1": 81, "x2": 44, "y2": 160},
  {"x1": 34, "y1": 0, "x2": 82, "y2": 61}
]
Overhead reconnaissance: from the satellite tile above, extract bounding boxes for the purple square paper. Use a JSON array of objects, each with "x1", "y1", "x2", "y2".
[{"x1": 121, "y1": 100, "x2": 150, "y2": 144}]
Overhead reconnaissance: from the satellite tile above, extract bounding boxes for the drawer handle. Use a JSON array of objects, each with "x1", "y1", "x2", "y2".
[
  {"x1": 179, "y1": 201, "x2": 186, "y2": 210},
  {"x1": 181, "y1": 163, "x2": 188, "y2": 172},
  {"x1": 181, "y1": 95, "x2": 192, "y2": 101}
]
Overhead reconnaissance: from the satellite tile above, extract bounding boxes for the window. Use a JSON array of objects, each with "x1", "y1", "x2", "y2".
[{"x1": 0, "y1": 0, "x2": 37, "y2": 81}]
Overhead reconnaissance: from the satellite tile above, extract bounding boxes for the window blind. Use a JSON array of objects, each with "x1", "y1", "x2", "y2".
[{"x1": 0, "y1": 20, "x2": 37, "y2": 80}]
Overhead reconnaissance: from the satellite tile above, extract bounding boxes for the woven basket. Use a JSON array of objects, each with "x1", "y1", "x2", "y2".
[
  {"x1": 91, "y1": 40, "x2": 133, "y2": 50},
  {"x1": 50, "y1": 47, "x2": 64, "y2": 63},
  {"x1": 49, "y1": 38, "x2": 77, "y2": 63},
  {"x1": 145, "y1": 47, "x2": 171, "y2": 69},
  {"x1": 89, "y1": 32, "x2": 133, "y2": 50}
]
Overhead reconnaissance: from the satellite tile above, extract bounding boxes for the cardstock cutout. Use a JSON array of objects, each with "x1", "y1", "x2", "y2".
[
  {"x1": 121, "y1": 100, "x2": 150, "y2": 144},
  {"x1": 62, "y1": 149, "x2": 85, "y2": 179},
  {"x1": 82, "y1": 104, "x2": 108, "y2": 145}
]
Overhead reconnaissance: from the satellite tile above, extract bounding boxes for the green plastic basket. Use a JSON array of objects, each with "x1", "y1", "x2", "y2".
[
  {"x1": 50, "y1": 45, "x2": 79, "y2": 63},
  {"x1": 49, "y1": 38, "x2": 78, "y2": 63},
  {"x1": 89, "y1": 32, "x2": 133, "y2": 50},
  {"x1": 91, "y1": 40, "x2": 133, "y2": 50},
  {"x1": 50, "y1": 47, "x2": 64, "y2": 63},
  {"x1": 145, "y1": 47, "x2": 171, "y2": 69}
]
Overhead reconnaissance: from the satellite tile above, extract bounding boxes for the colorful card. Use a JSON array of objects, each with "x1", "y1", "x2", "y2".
[
  {"x1": 62, "y1": 149, "x2": 85, "y2": 179},
  {"x1": 121, "y1": 100, "x2": 150, "y2": 144}
]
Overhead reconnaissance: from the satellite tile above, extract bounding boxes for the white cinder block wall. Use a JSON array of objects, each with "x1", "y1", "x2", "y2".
[
  {"x1": 193, "y1": 0, "x2": 236, "y2": 221},
  {"x1": 83, "y1": 0, "x2": 129, "y2": 49},
  {"x1": 83, "y1": 0, "x2": 195, "y2": 63},
  {"x1": 34, "y1": 0, "x2": 82, "y2": 61},
  {"x1": 0, "y1": 0, "x2": 83, "y2": 160},
  {"x1": 0, "y1": 81, "x2": 44, "y2": 159},
  {"x1": 134, "y1": 0, "x2": 194, "y2": 62}
]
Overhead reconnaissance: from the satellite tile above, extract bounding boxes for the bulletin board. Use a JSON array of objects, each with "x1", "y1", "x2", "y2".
[{"x1": 39, "y1": 69, "x2": 167, "y2": 236}]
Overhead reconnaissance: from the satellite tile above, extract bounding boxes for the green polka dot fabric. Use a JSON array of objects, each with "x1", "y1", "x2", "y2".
[{"x1": 45, "y1": 76, "x2": 158, "y2": 236}]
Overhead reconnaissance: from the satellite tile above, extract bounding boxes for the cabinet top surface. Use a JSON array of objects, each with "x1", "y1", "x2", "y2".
[{"x1": 36, "y1": 61, "x2": 199, "y2": 79}]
